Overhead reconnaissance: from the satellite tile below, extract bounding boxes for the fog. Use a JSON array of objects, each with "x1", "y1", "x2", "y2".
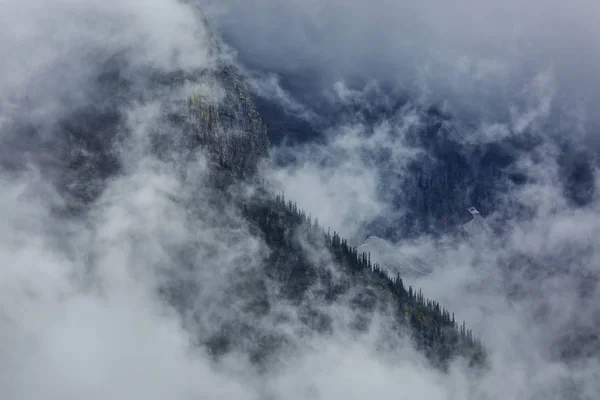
[
  {"x1": 1, "y1": 0, "x2": 599, "y2": 400},
  {"x1": 262, "y1": 111, "x2": 425, "y2": 242}
]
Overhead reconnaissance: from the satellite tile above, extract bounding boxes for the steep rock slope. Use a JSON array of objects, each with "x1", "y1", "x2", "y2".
[
  {"x1": 229, "y1": 193, "x2": 485, "y2": 367},
  {"x1": 55, "y1": 57, "x2": 269, "y2": 209},
  {"x1": 1, "y1": 14, "x2": 269, "y2": 213}
]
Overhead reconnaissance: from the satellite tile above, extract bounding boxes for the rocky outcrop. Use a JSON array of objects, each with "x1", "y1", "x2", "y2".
[
  {"x1": 41, "y1": 17, "x2": 270, "y2": 210},
  {"x1": 181, "y1": 63, "x2": 269, "y2": 177},
  {"x1": 257, "y1": 88, "x2": 596, "y2": 240}
]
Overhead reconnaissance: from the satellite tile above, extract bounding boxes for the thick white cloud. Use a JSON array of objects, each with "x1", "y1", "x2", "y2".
[{"x1": 1, "y1": 1, "x2": 600, "y2": 400}]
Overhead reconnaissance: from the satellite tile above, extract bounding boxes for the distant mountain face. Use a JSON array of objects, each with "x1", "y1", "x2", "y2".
[
  {"x1": 59, "y1": 57, "x2": 269, "y2": 205},
  {"x1": 253, "y1": 88, "x2": 597, "y2": 241}
]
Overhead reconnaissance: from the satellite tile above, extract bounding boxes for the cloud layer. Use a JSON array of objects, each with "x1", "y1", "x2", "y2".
[{"x1": 1, "y1": 1, "x2": 600, "y2": 400}]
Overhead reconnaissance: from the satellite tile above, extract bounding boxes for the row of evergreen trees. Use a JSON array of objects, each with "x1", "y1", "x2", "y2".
[{"x1": 241, "y1": 191, "x2": 485, "y2": 366}]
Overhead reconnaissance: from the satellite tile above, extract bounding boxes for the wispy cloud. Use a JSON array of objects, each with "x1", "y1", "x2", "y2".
[{"x1": 207, "y1": 0, "x2": 600, "y2": 139}]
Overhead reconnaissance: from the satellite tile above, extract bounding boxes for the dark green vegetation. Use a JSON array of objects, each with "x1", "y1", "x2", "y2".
[{"x1": 237, "y1": 191, "x2": 485, "y2": 367}]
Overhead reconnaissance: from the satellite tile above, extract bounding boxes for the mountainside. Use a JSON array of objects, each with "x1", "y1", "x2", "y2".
[
  {"x1": 6, "y1": 2, "x2": 600, "y2": 399},
  {"x1": 55, "y1": 53, "x2": 269, "y2": 211},
  {"x1": 0, "y1": 5, "x2": 484, "y2": 373},
  {"x1": 148, "y1": 21, "x2": 484, "y2": 368}
]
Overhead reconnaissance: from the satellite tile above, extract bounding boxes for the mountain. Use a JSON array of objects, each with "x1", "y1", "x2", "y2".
[
  {"x1": 254, "y1": 87, "x2": 597, "y2": 241},
  {"x1": 234, "y1": 193, "x2": 485, "y2": 367},
  {"x1": 1, "y1": 5, "x2": 484, "y2": 373},
  {"x1": 242, "y1": 54, "x2": 600, "y2": 370},
  {"x1": 54, "y1": 49, "x2": 270, "y2": 211}
]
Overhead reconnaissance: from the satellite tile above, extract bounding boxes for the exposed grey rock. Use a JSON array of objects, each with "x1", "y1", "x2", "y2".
[
  {"x1": 32, "y1": 12, "x2": 271, "y2": 211},
  {"x1": 180, "y1": 63, "x2": 270, "y2": 178}
]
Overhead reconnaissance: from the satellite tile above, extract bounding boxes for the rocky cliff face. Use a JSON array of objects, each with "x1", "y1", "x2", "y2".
[
  {"x1": 7, "y1": 15, "x2": 269, "y2": 212},
  {"x1": 181, "y1": 63, "x2": 270, "y2": 177},
  {"x1": 0, "y1": 4, "x2": 488, "y2": 374}
]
